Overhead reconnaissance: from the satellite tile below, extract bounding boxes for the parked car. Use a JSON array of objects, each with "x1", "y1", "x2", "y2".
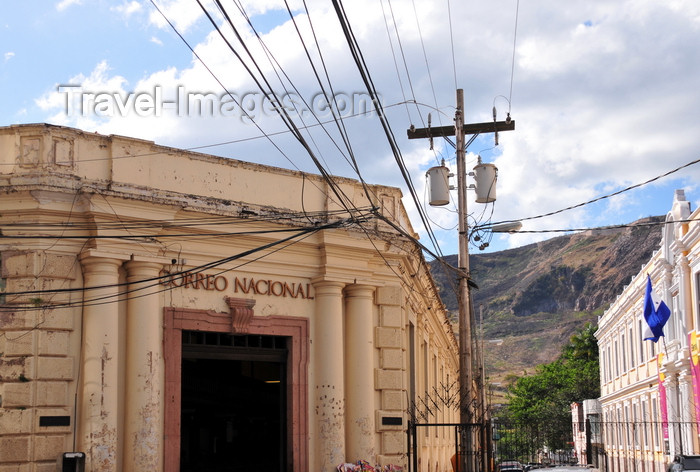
[
  {"x1": 499, "y1": 460, "x2": 524, "y2": 472},
  {"x1": 524, "y1": 463, "x2": 542, "y2": 471},
  {"x1": 668, "y1": 455, "x2": 700, "y2": 472}
]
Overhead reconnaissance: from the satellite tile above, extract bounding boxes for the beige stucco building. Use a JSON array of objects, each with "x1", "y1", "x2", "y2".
[
  {"x1": 0, "y1": 123, "x2": 460, "y2": 471},
  {"x1": 596, "y1": 190, "x2": 700, "y2": 472}
]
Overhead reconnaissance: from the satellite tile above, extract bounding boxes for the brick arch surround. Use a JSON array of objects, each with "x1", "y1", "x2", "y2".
[{"x1": 163, "y1": 304, "x2": 309, "y2": 471}]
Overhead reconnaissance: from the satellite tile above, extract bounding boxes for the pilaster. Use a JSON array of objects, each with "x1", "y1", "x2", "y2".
[
  {"x1": 77, "y1": 254, "x2": 124, "y2": 472},
  {"x1": 312, "y1": 280, "x2": 346, "y2": 471},
  {"x1": 344, "y1": 284, "x2": 377, "y2": 462},
  {"x1": 123, "y1": 257, "x2": 167, "y2": 472}
]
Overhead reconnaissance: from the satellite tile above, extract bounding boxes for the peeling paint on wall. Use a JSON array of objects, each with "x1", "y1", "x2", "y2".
[
  {"x1": 316, "y1": 384, "x2": 346, "y2": 470},
  {"x1": 355, "y1": 415, "x2": 376, "y2": 459},
  {"x1": 128, "y1": 350, "x2": 162, "y2": 470},
  {"x1": 89, "y1": 423, "x2": 117, "y2": 471}
]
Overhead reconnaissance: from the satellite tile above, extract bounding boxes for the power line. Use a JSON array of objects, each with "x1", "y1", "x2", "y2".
[
  {"x1": 4, "y1": 4, "x2": 447, "y2": 305},
  {"x1": 143, "y1": 2, "x2": 450, "y2": 294},
  {"x1": 197, "y1": 0, "x2": 366, "y2": 218},
  {"x1": 508, "y1": 0, "x2": 520, "y2": 112},
  {"x1": 227, "y1": 0, "x2": 345, "y2": 177},
  {"x1": 379, "y1": 0, "x2": 413, "y2": 125},
  {"x1": 484, "y1": 216, "x2": 694, "y2": 236},
  {"x1": 0, "y1": 207, "x2": 371, "y2": 231},
  {"x1": 383, "y1": 0, "x2": 445, "y2": 167},
  {"x1": 478, "y1": 156, "x2": 700, "y2": 230},
  {"x1": 156, "y1": 0, "x2": 435, "y2": 282},
  {"x1": 149, "y1": 0, "x2": 357, "y2": 220},
  {"x1": 0, "y1": 219, "x2": 354, "y2": 309},
  {"x1": 384, "y1": 0, "x2": 420, "y2": 122},
  {"x1": 330, "y1": 0, "x2": 445, "y2": 261},
  {"x1": 280, "y1": 0, "x2": 376, "y2": 201},
  {"x1": 0, "y1": 227, "x2": 335, "y2": 240},
  {"x1": 446, "y1": 0, "x2": 458, "y2": 91}
]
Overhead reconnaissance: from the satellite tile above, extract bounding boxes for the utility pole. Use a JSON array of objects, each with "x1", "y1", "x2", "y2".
[
  {"x1": 407, "y1": 89, "x2": 514, "y2": 472},
  {"x1": 454, "y1": 88, "x2": 472, "y2": 430}
]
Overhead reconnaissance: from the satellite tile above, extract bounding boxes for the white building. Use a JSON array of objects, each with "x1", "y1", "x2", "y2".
[
  {"x1": 596, "y1": 190, "x2": 700, "y2": 472},
  {"x1": 571, "y1": 400, "x2": 603, "y2": 467}
]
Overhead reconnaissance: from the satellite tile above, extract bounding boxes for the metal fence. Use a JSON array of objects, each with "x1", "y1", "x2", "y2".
[
  {"x1": 406, "y1": 420, "x2": 699, "y2": 472},
  {"x1": 491, "y1": 420, "x2": 576, "y2": 466},
  {"x1": 584, "y1": 420, "x2": 699, "y2": 472},
  {"x1": 406, "y1": 419, "x2": 575, "y2": 472},
  {"x1": 406, "y1": 421, "x2": 486, "y2": 472}
]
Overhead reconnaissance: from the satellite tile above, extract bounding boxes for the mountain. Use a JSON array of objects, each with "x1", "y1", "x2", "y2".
[{"x1": 428, "y1": 216, "x2": 664, "y2": 397}]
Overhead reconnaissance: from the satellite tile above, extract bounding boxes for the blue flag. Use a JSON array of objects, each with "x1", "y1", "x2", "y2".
[{"x1": 643, "y1": 275, "x2": 671, "y2": 343}]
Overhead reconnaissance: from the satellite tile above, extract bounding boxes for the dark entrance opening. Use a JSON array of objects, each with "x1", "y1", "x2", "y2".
[{"x1": 180, "y1": 331, "x2": 288, "y2": 472}]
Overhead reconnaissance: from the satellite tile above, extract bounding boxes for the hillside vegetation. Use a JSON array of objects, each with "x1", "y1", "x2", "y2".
[{"x1": 428, "y1": 216, "x2": 663, "y2": 401}]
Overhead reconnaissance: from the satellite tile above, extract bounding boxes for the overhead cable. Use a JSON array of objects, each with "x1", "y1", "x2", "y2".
[
  {"x1": 330, "y1": 0, "x2": 445, "y2": 261},
  {"x1": 478, "y1": 156, "x2": 700, "y2": 230},
  {"x1": 0, "y1": 218, "x2": 353, "y2": 309}
]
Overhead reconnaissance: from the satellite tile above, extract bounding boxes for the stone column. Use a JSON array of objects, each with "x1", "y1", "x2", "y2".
[
  {"x1": 344, "y1": 284, "x2": 376, "y2": 462},
  {"x1": 313, "y1": 280, "x2": 346, "y2": 471},
  {"x1": 78, "y1": 255, "x2": 123, "y2": 472},
  {"x1": 123, "y1": 258, "x2": 166, "y2": 472},
  {"x1": 677, "y1": 371, "x2": 694, "y2": 453}
]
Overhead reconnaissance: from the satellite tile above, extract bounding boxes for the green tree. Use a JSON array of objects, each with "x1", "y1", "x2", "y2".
[
  {"x1": 563, "y1": 322, "x2": 598, "y2": 362},
  {"x1": 503, "y1": 322, "x2": 599, "y2": 450}
]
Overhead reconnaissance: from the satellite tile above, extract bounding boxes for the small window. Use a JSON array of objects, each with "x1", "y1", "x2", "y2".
[
  {"x1": 601, "y1": 350, "x2": 607, "y2": 383},
  {"x1": 667, "y1": 293, "x2": 678, "y2": 342},
  {"x1": 621, "y1": 334, "x2": 627, "y2": 372},
  {"x1": 671, "y1": 292, "x2": 686, "y2": 344},
  {"x1": 629, "y1": 326, "x2": 635, "y2": 367},
  {"x1": 638, "y1": 319, "x2": 645, "y2": 363}
]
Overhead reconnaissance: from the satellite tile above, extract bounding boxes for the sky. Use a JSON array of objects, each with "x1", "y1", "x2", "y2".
[{"x1": 2, "y1": 0, "x2": 699, "y2": 257}]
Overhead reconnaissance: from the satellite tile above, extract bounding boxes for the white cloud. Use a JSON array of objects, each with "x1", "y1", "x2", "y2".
[
  {"x1": 18, "y1": 0, "x2": 700, "y2": 254},
  {"x1": 56, "y1": 0, "x2": 82, "y2": 12},
  {"x1": 35, "y1": 60, "x2": 130, "y2": 131},
  {"x1": 236, "y1": 0, "x2": 305, "y2": 17},
  {"x1": 4, "y1": 52, "x2": 14, "y2": 62},
  {"x1": 148, "y1": 0, "x2": 208, "y2": 33},
  {"x1": 111, "y1": 1, "x2": 142, "y2": 17}
]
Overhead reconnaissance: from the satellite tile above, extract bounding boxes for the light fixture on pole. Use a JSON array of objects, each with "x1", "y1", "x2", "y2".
[{"x1": 489, "y1": 221, "x2": 523, "y2": 233}]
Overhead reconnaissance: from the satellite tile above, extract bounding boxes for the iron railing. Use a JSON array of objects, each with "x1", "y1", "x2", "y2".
[{"x1": 406, "y1": 420, "x2": 699, "y2": 472}]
